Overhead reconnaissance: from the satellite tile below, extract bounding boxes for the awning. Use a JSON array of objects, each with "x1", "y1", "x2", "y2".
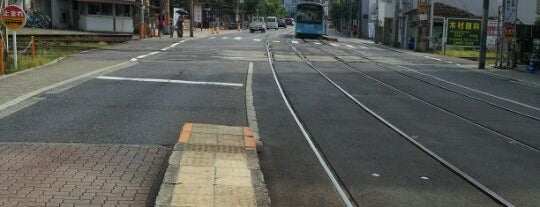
[{"x1": 76, "y1": 0, "x2": 140, "y2": 6}]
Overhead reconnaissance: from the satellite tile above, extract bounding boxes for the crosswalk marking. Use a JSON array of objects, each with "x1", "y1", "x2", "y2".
[
  {"x1": 273, "y1": 40, "x2": 280, "y2": 43},
  {"x1": 291, "y1": 40, "x2": 299, "y2": 44},
  {"x1": 234, "y1": 37, "x2": 242, "y2": 40},
  {"x1": 222, "y1": 37, "x2": 229, "y2": 39},
  {"x1": 253, "y1": 39, "x2": 261, "y2": 42}
]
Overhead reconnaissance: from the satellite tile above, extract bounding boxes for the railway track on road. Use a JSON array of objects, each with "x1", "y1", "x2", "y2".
[{"x1": 265, "y1": 39, "x2": 518, "y2": 207}]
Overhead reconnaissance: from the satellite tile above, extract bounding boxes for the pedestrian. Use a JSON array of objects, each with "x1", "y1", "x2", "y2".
[
  {"x1": 169, "y1": 20, "x2": 174, "y2": 38},
  {"x1": 176, "y1": 15, "x2": 184, "y2": 39},
  {"x1": 157, "y1": 11, "x2": 166, "y2": 37}
]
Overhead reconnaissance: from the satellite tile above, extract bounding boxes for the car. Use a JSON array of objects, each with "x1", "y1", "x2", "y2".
[
  {"x1": 249, "y1": 17, "x2": 266, "y2": 33},
  {"x1": 266, "y1": 16, "x2": 279, "y2": 30},
  {"x1": 285, "y1": 18, "x2": 295, "y2": 26},
  {"x1": 278, "y1": 19, "x2": 287, "y2": 28}
]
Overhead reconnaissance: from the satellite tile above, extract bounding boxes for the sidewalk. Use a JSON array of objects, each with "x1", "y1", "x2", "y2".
[{"x1": 326, "y1": 29, "x2": 540, "y2": 87}]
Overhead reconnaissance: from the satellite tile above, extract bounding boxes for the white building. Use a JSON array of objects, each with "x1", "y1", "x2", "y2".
[{"x1": 18, "y1": 0, "x2": 136, "y2": 33}]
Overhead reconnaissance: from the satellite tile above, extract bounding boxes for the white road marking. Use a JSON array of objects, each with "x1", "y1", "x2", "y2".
[
  {"x1": 447, "y1": 61, "x2": 454, "y2": 64},
  {"x1": 273, "y1": 40, "x2": 280, "y2": 43},
  {"x1": 392, "y1": 64, "x2": 540, "y2": 112},
  {"x1": 329, "y1": 43, "x2": 339, "y2": 47},
  {"x1": 161, "y1": 47, "x2": 172, "y2": 51},
  {"x1": 148, "y1": 51, "x2": 160, "y2": 56},
  {"x1": 130, "y1": 58, "x2": 138, "y2": 62},
  {"x1": 209, "y1": 37, "x2": 216, "y2": 39},
  {"x1": 359, "y1": 46, "x2": 369, "y2": 49},
  {"x1": 253, "y1": 39, "x2": 261, "y2": 42},
  {"x1": 424, "y1": 55, "x2": 443, "y2": 61},
  {"x1": 136, "y1": 54, "x2": 149, "y2": 59},
  {"x1": 222, "y1": 37, "x2": 229, "y2": 39},
  {"x1": 97, "y1": 76, "x2": 244, "y2": 87},
  {"x1": 313, "y1": 42, "x2": 321, "y2": 45},
  {"x1": 234, "y1": 37, "x2": 242, "y2": 40},
  {"x1": 291, "y1": 40, "x2": 299, "y2": 44},
  {"x1": 346, "y1": 44, "x2": 355, "y2": 48}
]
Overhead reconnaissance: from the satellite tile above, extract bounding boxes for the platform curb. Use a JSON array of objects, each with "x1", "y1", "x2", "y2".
[{"x1": 155, "y1": 123, "x2": 270, "y2": 207}]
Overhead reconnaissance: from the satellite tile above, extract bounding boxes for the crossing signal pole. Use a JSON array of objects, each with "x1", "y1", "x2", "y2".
[{"x1": 479, "y1": 0, "x2": 489, "y2": 69}]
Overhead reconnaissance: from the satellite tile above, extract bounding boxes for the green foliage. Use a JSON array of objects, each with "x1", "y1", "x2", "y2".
[
  {"x1": 330, "y1": 2, "x2": 358, "y2": 21},
  {"x1": 244, "y1": 0, "x2": 286, "y2": 19}
]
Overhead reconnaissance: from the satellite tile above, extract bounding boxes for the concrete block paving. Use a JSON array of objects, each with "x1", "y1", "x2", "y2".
[{"x1": 0, "y1": 143, "x2": 170, "y2": 207}]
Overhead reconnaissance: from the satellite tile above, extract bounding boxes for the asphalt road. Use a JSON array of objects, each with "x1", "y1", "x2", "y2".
[{"x1": 0, "y1": 27, "x2": 539, "y2": 206}]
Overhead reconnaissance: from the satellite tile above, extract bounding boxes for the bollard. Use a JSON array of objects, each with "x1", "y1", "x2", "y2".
[
  {"x1": 139, "y1": 22, "x2": 145, "y2": 39},
  {"x1": 31, "y1": 36, "x2": 36, "y2": 65},
  {"x1": 0, "y1": 41, "x2": 4, "y2": 76}
]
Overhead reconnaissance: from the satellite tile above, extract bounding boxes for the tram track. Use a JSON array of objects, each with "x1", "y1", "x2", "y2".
[
  {"x1": 265, "y1": 39, "x2": 516, "y2": 207},
  {"x1": 310, "y1": 42, "x2": 540, "y2": 152}
]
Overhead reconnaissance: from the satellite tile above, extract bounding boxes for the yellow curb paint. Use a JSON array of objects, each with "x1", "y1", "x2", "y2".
[
  {"x1": 243, "y1": 127, "x2": 256, "y2": 150},
  {"x1": 178, "y1": 123, "x2": 193, "y2": 143}
]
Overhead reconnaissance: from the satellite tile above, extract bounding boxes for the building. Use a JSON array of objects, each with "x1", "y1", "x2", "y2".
[{"x1": 15, "y1": 0, "x2": 137, "y2": 33}]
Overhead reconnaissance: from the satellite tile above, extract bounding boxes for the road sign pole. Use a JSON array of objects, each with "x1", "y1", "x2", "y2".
[
  {"x1": 479, "y1": 0, "x2": 489, "y2": 69},
  {"x1": 13, "y1": 31, "x2": 17, "y2": 70}
]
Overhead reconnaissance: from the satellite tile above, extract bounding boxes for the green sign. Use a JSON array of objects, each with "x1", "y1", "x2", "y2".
[{"x1": 446, "y1": 18, "x2": 481, "y2": 47}]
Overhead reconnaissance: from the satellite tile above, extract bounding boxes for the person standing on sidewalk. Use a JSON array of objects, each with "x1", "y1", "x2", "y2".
[
  {"x1": 157, "y1": 11, "x2": 166, "y2": 37},
  {"x1": 176, "y1": 15, "x2": 184, "y2": 39}
]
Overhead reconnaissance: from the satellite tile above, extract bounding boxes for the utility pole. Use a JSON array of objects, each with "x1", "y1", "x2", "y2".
[
  {"x1": 349, "y1": 0, "x2": 353, "y2": 37},
  {"x1": 190, "y1": 0, "x2": 194, "y2": 37},
  {"x1": 357, "y1": 0, "x2": 361, "y2": 38},
  {"x1": 140, "y1": 0, "x2": 145, "y2": 38},
  {"x1": 392, "y1": 0, "x2": 400, "y2": 47},
  {"x1": 479, "y1": 0, "x2": 489, "y2": 69}
]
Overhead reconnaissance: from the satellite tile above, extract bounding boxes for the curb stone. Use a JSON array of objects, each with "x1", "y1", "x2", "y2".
[{"x1": 155, "y1": 123, "x2": 270, "y2": 207}]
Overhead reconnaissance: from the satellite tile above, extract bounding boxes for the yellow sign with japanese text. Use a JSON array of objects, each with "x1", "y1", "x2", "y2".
[{"x1": 446, "y1": 18, "x2": 481, "y2": 47}]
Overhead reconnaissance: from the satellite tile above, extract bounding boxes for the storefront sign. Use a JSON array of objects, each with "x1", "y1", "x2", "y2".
[
  {"x1": 446, "y1": 18, "x2": 481, "y2": 47},
  {"x1": 194, "y1": 4, "x2": 202, "y2": 23}
]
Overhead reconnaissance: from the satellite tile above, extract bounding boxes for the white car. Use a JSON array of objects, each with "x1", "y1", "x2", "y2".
[{"x1": 266, "y1": 16, "x2": 279, "y2": 30}]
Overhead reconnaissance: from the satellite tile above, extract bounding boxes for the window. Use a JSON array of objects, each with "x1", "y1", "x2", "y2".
[
  {"x1": 101, "y1": 4, "x2": 113, "y2": 15},
  {"x1": 88, "y1": 3, "x2": 100, "y2": 15},
  {"x1": 115, "y1": 5, "x2": 131, "y2": 17},
  {"x1": 86, "y1": 3, "x2": 113, "y2": 16},
  {"x1": 296, "y1": 4, "x2": 323, "y2": 24}
]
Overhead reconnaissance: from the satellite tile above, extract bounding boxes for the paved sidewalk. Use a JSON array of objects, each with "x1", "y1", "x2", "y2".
[
  {"x1": 0, "y1": 143, "x2": 170, "y2": 207},
  {"x1": 155, "y1": 123, "x2": 269, "y2": 207}
]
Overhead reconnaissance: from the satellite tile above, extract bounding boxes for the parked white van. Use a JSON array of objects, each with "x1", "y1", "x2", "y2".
[{"x1": 266, "y1": 16, "x2": 279, "y2": 30}]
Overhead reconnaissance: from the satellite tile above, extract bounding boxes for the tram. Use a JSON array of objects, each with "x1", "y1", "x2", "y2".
[{"x1": 295, "y1": 2, "x2": 325, "y2": 37}]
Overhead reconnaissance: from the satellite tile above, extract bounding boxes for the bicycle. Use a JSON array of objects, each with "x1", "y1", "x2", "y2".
[{"x1": 25, "y1": 9, "x2": 51, "y2": 29}]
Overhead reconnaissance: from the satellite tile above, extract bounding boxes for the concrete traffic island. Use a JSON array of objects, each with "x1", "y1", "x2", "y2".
[{"x1": 155, "y1": 123, "x2": 270, "y2": 207}]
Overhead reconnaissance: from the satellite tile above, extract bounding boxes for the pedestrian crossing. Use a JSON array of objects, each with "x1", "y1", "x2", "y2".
[{"x1": 205, "y1": 36, "x2": 375, "y2": 50}]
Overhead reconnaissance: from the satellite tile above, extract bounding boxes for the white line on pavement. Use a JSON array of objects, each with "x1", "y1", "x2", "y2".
[
  {"x1": 253, "y1": 39, "x2": 261, "y2": 42},
  {"x1": 222, "y1": 37, "x2": 229, "y2": 39},
  {"x1": 359, "y1": 46, "x2": 369, "y2": 49},
  {"x1": 136, "y1": 54, "x2": 149, "y2": 59},
  {"x1": 148, "y1": 51, "x2": 160, "y2": 56},
  {"x1": 329, "y1": 43, "x2": 339, "y2": 47},
  {"x1": 313, "y1": 42, "x2": 321, "y2": 45},
  {"x1": 234, "y1": 37, "x2": 242, "y2": 40},
  {"x1": 273, "y1": 40, "x2": 280, "y2": 43},
  {"x1": 424, "y1": 56, "x2": 442, "y2": 61},
  {"x1": 291, "y1": 40, "x2": 299, "y2": 44},
  {"x1": 130, "y1": 58, "x2": 138, "y2": 62},
  {"x1": 346, "y1": 44, "x2": 355, "y2": 48},
  {"x1": 96, "y1": 76, "x2": 244, "y2": 87}
]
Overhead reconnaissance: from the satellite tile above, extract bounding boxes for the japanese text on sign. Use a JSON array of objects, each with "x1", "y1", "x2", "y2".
[
  {"x1": 446, "y1": 18, "x2": 481, "y2": 47},
  {"x1": 1, "y1": 5, "x2": 27, "y2": 30}
]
